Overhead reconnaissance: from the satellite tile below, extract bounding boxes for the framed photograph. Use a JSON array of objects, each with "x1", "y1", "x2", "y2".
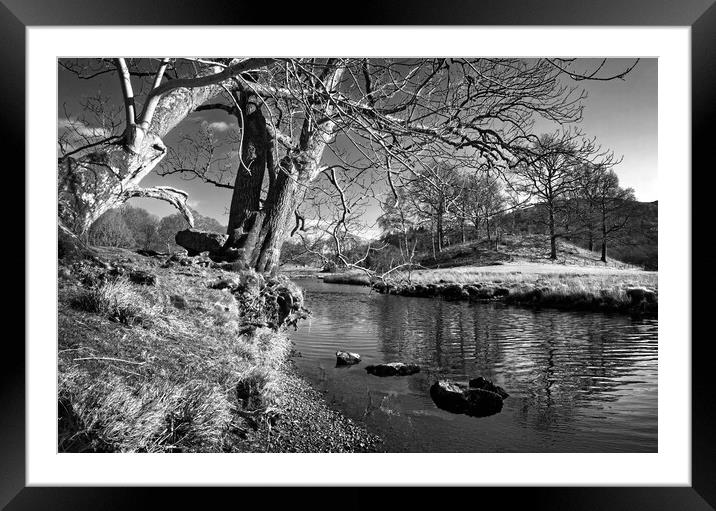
[{"x1": 8, "y1": 0, "x2": 712, "y2": 508}]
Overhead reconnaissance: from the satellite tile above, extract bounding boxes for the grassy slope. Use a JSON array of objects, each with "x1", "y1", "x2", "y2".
[{"x1": 58, "y1": 247, "x2": 379, "y2": 453}]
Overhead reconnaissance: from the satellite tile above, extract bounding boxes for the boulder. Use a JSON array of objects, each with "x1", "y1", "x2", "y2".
[
  {"x1": 430, "y1": 380, "x2": 469, "y2": 414},
  {"x1": 336, "y1": 351, "x2": 361, "y2": 366},
  {"x1": 468, "y1": 376, "x2": 509, "y2": 399},
  {"x1": 430, "y1": 379, "x2": 506, "y2": 418},
  {"x1": 463, "y1": 388, "x2": 504, "y2": 417},
  {"x1": 175, "y1": 229, "x2": 228, "y2": 256},
  {"x1": 366, "y1": 362, "x2": 420, "y2": 377}
]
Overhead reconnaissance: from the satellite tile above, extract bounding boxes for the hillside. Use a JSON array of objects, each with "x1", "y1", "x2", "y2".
[
  {"x1": 419, "y1": 233, "x2": 642, "y2": 270},
  {"x1": 502, "y1": 200, "x2": 658, "y2": 270}
]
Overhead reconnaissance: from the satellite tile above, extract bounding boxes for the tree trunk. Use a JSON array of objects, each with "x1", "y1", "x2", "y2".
[
  {"x1": 601, "y1": 239, "x2": 607, "y2": 263},
  {"x1": 253, "y1": 165, "x2": 300, "y2": 274},
  {"x1": 600, "y1": 211, "x2": 608, "y2": 263},
  {"x1": 226, "y1": 93, "x2": 268, "y2": 241},
  {"x1": 548, "y1": 204, "x2": 557, "y2": 260},
  {"x1": 436, "y1": 209, "x2": 444, "y2": 253}
]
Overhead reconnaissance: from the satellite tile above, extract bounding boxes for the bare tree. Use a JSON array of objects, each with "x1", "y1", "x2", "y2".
[
  {"x1": 59, "y1": 57, "x2": 637, "y2": 272},
  {"x1": 58, "y1": 58, "x2": 272, "y2": 234},
  {"x1": 576, "y1": 166, "x2": 636, "y2": 262},
  {"x1": 511, "y1": 130, "x2": 619, "y2": 259}
]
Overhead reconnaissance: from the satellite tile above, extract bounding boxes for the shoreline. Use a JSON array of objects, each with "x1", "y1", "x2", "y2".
[
  {"x1": 58, "y1": 247, "x2": 382, "y2": 453},
  {"x1": 239, "y1": 360, "x2": 382, "y2": 452},
  {"x1": 287, "y1": 264, "x2": 658, "y2": 316}
]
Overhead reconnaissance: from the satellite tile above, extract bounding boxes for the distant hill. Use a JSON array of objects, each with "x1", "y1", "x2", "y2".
[
  {"x1": 419, "y1": 233, "x2": 641, "y2": 270},
  {"x1": 501, "y1": 200, "x2": 658, "y2": 270}
]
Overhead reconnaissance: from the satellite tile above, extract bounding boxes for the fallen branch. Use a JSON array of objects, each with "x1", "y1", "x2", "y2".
[{"x1": 73, "y1": 357, "x2": 146, "y2": 365}]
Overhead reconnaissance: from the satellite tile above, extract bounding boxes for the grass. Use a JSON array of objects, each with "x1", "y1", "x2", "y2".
[
  {"x1": 71, "y1": 276, "x2": 150, "y2": 326},
  {"x1": 376, "y1": 269, "x2": 657, "y2": 314},
  {"x1": 58, "y1": 248, "x2": 296, "y2": 453},
  {"x1": 393, "y1": 265, "x2": 657, "y2": 288},
  {"x1": 422, "y1": 234, "x2": 642, "y2": 270},
  {"x1": 370, "y1": 235, "x2": 657, "y2": 314}
]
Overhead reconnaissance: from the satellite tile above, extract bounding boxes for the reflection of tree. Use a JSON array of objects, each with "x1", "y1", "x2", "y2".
[{"x1": 371, "y1": 293, "x2": 656, "y2": 435}]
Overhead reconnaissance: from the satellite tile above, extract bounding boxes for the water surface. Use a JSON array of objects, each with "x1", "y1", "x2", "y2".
[{"x1": 289, "y1": 279, "x2": 657, "y2": 452}]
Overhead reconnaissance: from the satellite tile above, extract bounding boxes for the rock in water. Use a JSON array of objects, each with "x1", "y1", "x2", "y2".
[
  {"x1": 430, "y1": 379, "x2": 505, "y2": 417},
  {"x1": 429, "y1": 380, "x2": 468, "y2": 414},
  {"x1": 462, "y1": 388, "x2": 504, "y2": 417},
  {"x1": 336, "y1": 351, "x2": 361, "y2": 366},
  {"x1": 366, "y1": 362, "x2": 420, "y2": 377},
  {"x1": 468, "y1": 376, "x2": 509, "y2": 399},
  {"x1": 175, "y1": 229, "x2": 228, "y2": 256}
]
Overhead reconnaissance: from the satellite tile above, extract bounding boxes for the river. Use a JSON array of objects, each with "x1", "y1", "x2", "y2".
[{"x1": 288, "y1": 279, "x2": 658, "y2": 452}]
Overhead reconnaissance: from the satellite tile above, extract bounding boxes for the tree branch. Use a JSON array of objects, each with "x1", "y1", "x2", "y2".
[
  {"x1": 138, "y1": 58, "x2": 274, "y2": 128},
  {"x1": 114, "y1": 58, "x2": 136, "y2": 127},
  {"x1": 120, "y1": 186, "x2": 195, "y2": 227}
]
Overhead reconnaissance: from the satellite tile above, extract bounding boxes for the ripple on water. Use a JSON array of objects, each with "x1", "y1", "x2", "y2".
[{"x1": 290, "y1": 279, "x2": 658, "y2": 452}]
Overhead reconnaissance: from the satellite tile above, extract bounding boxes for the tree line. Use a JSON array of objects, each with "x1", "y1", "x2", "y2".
[{"x1": 87, "y1": 205, "x2": 225, "y2": 252}]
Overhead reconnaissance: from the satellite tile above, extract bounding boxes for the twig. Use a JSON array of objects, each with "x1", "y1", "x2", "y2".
[{"x1": 73, "y1": 356, "x2": 146, "y2": 365}]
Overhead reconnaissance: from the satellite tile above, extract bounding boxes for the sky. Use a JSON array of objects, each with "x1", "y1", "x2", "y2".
[{"x1": 58, "y1": 58, "x2": 657, "y2": 228}]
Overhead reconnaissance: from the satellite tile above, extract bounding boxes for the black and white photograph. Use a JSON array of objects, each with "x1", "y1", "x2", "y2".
[
  {"x1": 56, "y1": 56, "x2": 659, "y2": 454},
  {"x1": 3, "y1": 0, "x2": 708, "y2": 501}
]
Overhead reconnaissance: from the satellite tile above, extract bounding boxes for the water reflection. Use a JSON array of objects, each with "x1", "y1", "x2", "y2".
[{"x1": 290, "y1": 280, "x2": 657, "y2": 452}]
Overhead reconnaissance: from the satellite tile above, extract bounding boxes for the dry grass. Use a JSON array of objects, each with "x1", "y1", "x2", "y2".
[
  {"x1": 71, "y1": 276, "x2": 153, "y2": 326},
  {"x1": 397, "y1": 264, "x2": 657, "y2": 289},
  {"x1": 58, "y1": 251, "x2": 295, "y2": 453}
]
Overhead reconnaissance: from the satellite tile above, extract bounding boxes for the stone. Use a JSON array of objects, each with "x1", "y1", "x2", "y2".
[
  {"x1": 493, "y1": 287, "x2": 510, "y2": 298},
  {"x1": 170, "y1": 294, "x2": 188, "y2": 309},
  {"x1": 366, "y1": 362, "x2": 420, "y2": 377},
  {"x1": 463, "y1": 388, "x2": 504, "y2": 417},
  {"x1": 128, "y1": 270, "x2": 157, "y2": 286},
  {"x1": 209, "y1": 277, "x2": 239, "y2": 291},
  {"x1": 429, "y1": 380, "x2": 469, "y2": 414},
  {"x1": 468, "y1": 376, "x2": 509, "y2": 399},
  {"x1": 336, "y1": 351, "x2": 361, "y2": 366},
  {"x1": 430, "y1": 379, "x2": 506, "y2": 418},
  {"x1": 175, "y1": 229, "x2": 228, "y2": 256},
  {"x1": 442, "y1": 284, "x2": 466, "y2": 300}
]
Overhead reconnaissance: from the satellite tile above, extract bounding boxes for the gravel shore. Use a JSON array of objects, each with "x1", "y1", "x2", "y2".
[{"x1": 240, "y1": 362, "x2": 383, "y2": 453}]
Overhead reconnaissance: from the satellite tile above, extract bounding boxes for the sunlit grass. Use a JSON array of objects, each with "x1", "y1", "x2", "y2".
[{"x1": 59, "y1": 251, "x2": 294, "y2": 453}]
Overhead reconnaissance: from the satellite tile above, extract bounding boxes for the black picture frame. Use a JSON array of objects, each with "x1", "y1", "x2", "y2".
[{"x1": 6, "y1": 1, "x2": 713, "y2": 508}]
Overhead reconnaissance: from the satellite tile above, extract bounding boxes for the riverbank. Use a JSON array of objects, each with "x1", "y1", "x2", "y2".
[
  {"x1": 58, "y1": 246, "x2": 380, "y2": 452},
  {"x1": 373, "y1": 263, "x2": 658, "y2": 315}
]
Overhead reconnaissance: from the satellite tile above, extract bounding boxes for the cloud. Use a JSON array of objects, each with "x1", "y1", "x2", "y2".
[
  {"x1": 205, "y1": 121, "x2": 233, "y2": 133},
  {"x1": 57, "y1": 117, "x2": 114, "y2": 153}
]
